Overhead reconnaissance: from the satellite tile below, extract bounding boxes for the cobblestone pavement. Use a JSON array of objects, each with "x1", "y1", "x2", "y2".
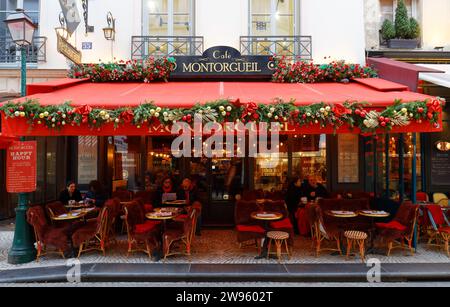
[{"x1": 0, "y1": 228, "x2": 449, "y2": 270}]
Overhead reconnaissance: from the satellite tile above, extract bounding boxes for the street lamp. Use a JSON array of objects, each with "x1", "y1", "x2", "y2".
[
  {"x1": 4, "y1": 8, "x2": 36, "y2": 96},
  {"x1": 4, "y1": 8, "x2": 37, "y2": 264}
]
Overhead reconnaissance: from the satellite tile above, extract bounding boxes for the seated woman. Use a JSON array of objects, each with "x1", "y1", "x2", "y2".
[
  {"x1": 85, "y1": 180, "x2": 107, "y2": 208},
  {"x1": 154, "y1": 177, "x2": 176, "y2": 207},
  {"x1": 59, "y1": 181, "x2": 82, "y2": 205}
]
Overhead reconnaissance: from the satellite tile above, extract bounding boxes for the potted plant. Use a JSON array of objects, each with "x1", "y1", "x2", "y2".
[{"x1": 381, "y1": 0, "x2": 420, "y2": 49}]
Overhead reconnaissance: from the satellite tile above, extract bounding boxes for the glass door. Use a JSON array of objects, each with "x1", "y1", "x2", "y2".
[{"x1": 190, "y1": 157, "x2": 244, "y2": 226}]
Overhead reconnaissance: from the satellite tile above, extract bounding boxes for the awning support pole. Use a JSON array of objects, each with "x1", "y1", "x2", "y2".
[
  {"x1": 399, "y1": 134, "x2": 405, "y2": 203},
  {"x1": 411, "y1": 133, "x2": 418, "y2": 249},
  {"x1": 385, "y1": 134, "x2": 390, "y2": 199},
  {"x1": 373, "y1": 136, "x2": 378, "y2": 197}
]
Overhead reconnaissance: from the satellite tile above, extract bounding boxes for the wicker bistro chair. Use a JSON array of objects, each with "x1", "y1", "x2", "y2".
[
  {"x1": 45, "y1": 201, "x2": 69, "y2": 224},
  {"x1": 376, "y1": 203, "x2": 419, "y2": 256},
  {"x1": 104, "y1": 198, "x2": 122, "y2": 244},
  {"x1": 72, "y1": 207, "x2": 110, "y2": 257},
  {"x1": 162, "y1": 208, "x2": 198, "y2": 261},
  {"x1": 124, "y1": 202, "x2": 161, "y2": 258},
  {"x1": 309, "y1": 204, "x2": 343, "y2": 257},
  {"x1": 264, "y1": 200, "x2": 295, "y2": 246},
  {"x1": 235, "y1": 200, "x2": 266, "y2": 252},
  {"x1": 112, "y1": 190, "x2": 134, "y2": 202},
  {"x1": 423, "y1": 204, "x2": 450, "y2": 257},
  {"x1": 26, "y1": 206, "x2": 70, "y2": 261}
]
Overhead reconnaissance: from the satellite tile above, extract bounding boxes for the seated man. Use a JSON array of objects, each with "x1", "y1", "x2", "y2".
[{"x1": 177, "y1": 178, "x2": 202, "y2": 235}]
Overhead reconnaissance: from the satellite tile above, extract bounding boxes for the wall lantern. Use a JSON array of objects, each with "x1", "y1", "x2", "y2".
[
  {"x1": 4, "y1": 8, "x2": 36, "y2": 46},
  {"x1": 55, "y1": 12, "x2": 69, "y2": 39},
  {"x1": 436, "y1": 141, "x2": 450, "y2": 152},
  {"x1": 103, "y1": 12, "x2": 115, "y2": 41}
]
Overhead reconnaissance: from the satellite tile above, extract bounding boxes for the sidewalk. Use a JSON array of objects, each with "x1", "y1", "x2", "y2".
[{"x1": 0, "y1": 229, "x2": 449, "y2": 283}]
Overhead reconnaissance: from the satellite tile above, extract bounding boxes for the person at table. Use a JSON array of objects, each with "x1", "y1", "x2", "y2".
[
  {"x1": 302, "y1": 176, "x2": 329, "y2": 201},
  {"x1": 59, "y1": 181, "x2": 82, "y2": 205},
  {"x1": 154, "y1": 177, "x2": 176, "y2": 207},
  {"x1": 285, "y1": 177, "x2": 303, "y2": 235},
  {"x1": 177, "y1": 178, "x2": 202, "y2": 235},
  {"x1": 85, "y1": 180, "x2": 107, "y2": 208},
  {"x1": 177, "y1": 178, "x2": 199, "y2": 206}
]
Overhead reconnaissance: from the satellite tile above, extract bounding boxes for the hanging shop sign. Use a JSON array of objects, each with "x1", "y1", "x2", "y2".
[
  {"x1": 6, "y1": 141, "x2": 37, "y2": 193},
  {"x1": 171, "y1": 46, "x2": 275, "y2": 79},
  {"x1": 58, "y1": 0, "x2": 81, "y2": 35},
  {"x1": 57, "y1": 33, "x2": 82, "y2": 65}
]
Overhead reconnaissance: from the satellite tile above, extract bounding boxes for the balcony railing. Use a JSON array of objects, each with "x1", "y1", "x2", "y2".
[
  {"x1": 240, "y1": 36, "x2": 312, "y2": 61},
  {"x1": 131, "y1": 36, "x2": 204, "y2": 59},
  {"x1": 0, "y1": 36, "x2": 47, "y2": 64}
]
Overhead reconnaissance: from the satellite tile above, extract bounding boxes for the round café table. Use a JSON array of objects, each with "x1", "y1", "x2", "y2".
[
  {"x1": 324, "y1": 210, "x2": 358, "y2": 255},
  {"x1": 357, "y1": 210, "x2": 390, "y2": 255},
  {"x1": 161, "y1": 200, "x2": 187, "y2": 207},
  {"x1": 146, "y1": 211, "x2": 180, "y2": 233},
  {"x1": 51, "y1": 210, "x2": 89, "y2": 258},
  {"x1": 251, "y1": 211, "x2": 284, "y2": 258}
]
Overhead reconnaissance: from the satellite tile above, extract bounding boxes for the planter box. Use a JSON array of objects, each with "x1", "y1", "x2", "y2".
[{"x1": 387, "y1": 39, "x2": 419, "y2": 49}]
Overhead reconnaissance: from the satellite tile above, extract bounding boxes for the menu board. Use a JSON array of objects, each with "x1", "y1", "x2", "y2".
[
  {"x1": 431, "y1": 150, "x2": 450, "y2": 186},
  {"x1": 6, "y1": 141, "x2": 37, "y2": 193},
  {"x1": 337, "y1": 134, "x2": 359, "y2": 183}
]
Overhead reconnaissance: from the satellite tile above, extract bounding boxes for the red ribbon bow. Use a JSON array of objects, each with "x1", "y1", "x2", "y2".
[
  {"x1": 73, "y1": 105, "x2": 92, "y2": 124},
  {"x1": 120, "y1": 110, "x2": 134, "y2": 124}
]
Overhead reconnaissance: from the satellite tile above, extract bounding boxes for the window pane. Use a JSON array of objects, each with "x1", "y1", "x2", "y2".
[
  {"x1": 146, "y1": 137, "x2": 181, "y2": 190},
  {"x1": 46, "y1": 137, "x2": 57, "y2": 201},
  {"x1": 292, "y1": 135, "x2": 327, "y2": 185},
  {"x1": 173, "y1": 0, "x2": 189, "y2": 13},
  {"x1": 173, "y1": 14, "x2": 190, "y2": 35},
  {"x1": 113, "y1": 136, "x2": 142, "y2": 191},
  {"x1": 77, "y1": 136, "x2": 98, "y2": 185},
  {"x1": 251, "y1": 0, "x2": 271, "y2": 35}
]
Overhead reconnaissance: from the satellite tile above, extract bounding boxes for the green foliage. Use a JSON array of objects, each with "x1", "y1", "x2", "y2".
[
  {"x1": 408, "y1": 17, "x2": 421, "y2": 39},
  {"x1": 381, "y1": 19, "x2": 396, "y2": 40},
  {"x1": 394, "y1": 0, "x2": 411, "y2": 39}
]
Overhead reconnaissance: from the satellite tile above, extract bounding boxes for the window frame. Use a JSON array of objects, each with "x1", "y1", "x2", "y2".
[
  {"x1": 248, "y1": 0, "x2": 299, "y2": 36},
  {"x1": 142, "y1": 0, "x2": 195, "y2": 36}
]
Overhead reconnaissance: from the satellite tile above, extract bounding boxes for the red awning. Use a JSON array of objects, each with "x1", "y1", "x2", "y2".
[
  {"x1": 14, "y1": 78, "x2": 433, "y2": 108},
  {"x1": 0, "y1": 78, "x2": 444, "y2": 136}
]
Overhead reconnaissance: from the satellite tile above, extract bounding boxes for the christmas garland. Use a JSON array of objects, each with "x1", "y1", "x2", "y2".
[
  {"x1": 67, "y1": 56, "x2": 377, "y2": 84},
  {"x1": 68, "y1": 57, "x2": 176, "y2": 83},
  {"x1": 271, "y1": 57, "x2": 378, "y2": 83},
  {"x1": 0, "y1": 98, "x2": 442, "y2": 134}
]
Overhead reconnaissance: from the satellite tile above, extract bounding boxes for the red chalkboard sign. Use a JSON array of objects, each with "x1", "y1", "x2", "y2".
[{"x1": 6, "y1": 141, "x2": 37, "y2": 193}]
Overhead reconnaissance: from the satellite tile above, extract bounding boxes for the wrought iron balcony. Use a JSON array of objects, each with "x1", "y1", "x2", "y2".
[
  {"x1": 240, "y1": 36, "x2": 312, "y2": 61},
  {"x1": 0, "y1": 36, "x2": 47, "y2": 64},
  {"x1": 131, "y1": 36, "x2": 204, "y2": 59}
]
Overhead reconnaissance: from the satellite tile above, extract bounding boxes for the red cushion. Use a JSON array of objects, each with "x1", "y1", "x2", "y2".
[
  {"x1": 270, "y1": 218, "x2": 293, "y2": 230},
  {"x1": 376, "y1": 221, "x2": 407, "y2": 232},
  {"x1": 236, "y1": 225, "x2": 265, "y2": 234},
  {"x1": 427, "y1": 205, "x2": 446, "y2": 226},
  {"x1": 176, "y1": 214, "x2": 188, "y2": 220},
  {"x1": 439, "y1": 226, "x2": 450, "y2": 234},
  {"x1": 135, "y1": 221, "x2": 160, "y2": 234}
]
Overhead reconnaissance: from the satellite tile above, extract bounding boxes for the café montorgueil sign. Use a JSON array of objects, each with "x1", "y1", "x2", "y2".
[{"x1": 171, "y1": 46, "x2": 275, "y2": 79}]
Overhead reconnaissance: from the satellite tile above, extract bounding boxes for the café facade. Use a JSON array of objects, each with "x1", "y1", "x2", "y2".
[{"x1": 0, "y1": 45, "x2": 447, "y2": 227}]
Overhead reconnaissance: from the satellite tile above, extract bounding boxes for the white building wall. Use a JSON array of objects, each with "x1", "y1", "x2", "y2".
[
  {"x1": 420, "y1": 0, "x2": 450, "y2": 50},
  {"x1": 36, "y1": 0, "x2": 367, "y2": 70},
  {"x1": 300, "y1": 0, "x2": 366, "y2": 64}
]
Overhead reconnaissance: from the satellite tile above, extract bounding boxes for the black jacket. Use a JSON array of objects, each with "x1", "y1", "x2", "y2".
[{"x1": 59, "y1": 189, "x2": 82, "y2": 205}]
